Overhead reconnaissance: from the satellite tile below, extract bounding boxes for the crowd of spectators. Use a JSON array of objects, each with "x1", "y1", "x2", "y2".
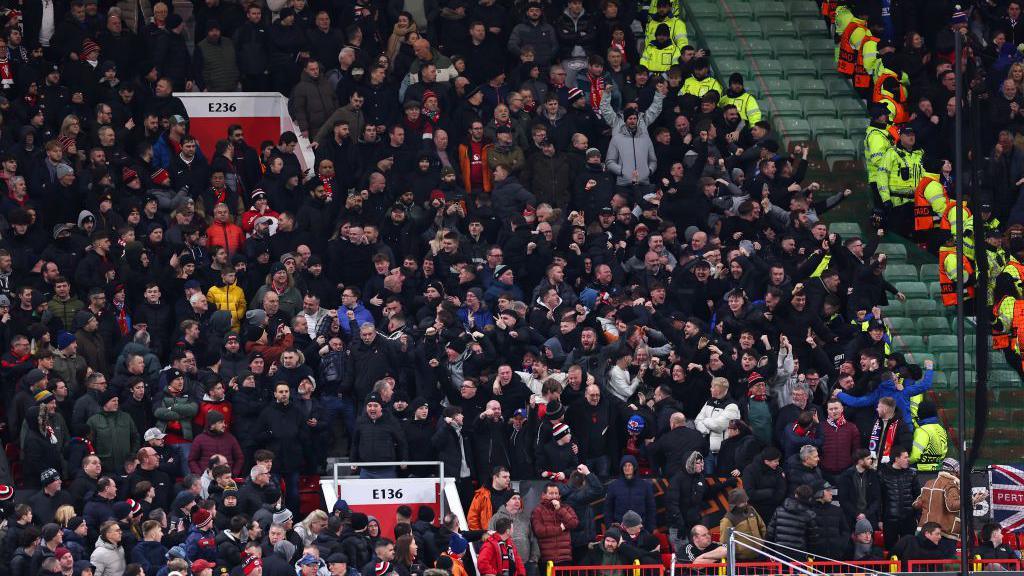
[{"x1": 0, "y1": 0, "x2": 1017, "y2": 575}]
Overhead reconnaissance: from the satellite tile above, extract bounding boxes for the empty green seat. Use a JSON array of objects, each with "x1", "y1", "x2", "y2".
[
  {"x1": 811, "y1": 117, "x2": 847, "y2": 139},
  {"x1": 826, "y1": 77, "x2": 853, "y2": 97},
  {"x1": 917, "y1": 317, "x2": 950, "y2": 337},
  {"x1": 906, "y1": 299, "x2": 939, "y2": 318},
  {"x1": 713, "y1": 58, "x2": 748, "y2": 79},
  {"x1": 772, "y1": 117, "x2": 812, "y2": 145},
  {"x1": 706, "y1": 39, "x2": 739, "y2": 59},
  {"x1": 910, "y1": 352, "x2": 937, "y2": 367},
  {"x1": 733, "y1": 20, "x2": 764, "y2": 38},
  {"x1": 828, "y1": 222, "x2": 862, "y2": 237},
  {"x1": 885, "y1": 316, "x2": 916, "y2": 336},
  {"x1": 835, "y1": 99, "x2": 867, "y2": 118},
  {"x1": 931, "y1": 371, "x2": 950, "y2": 388},
  {"x1": 881, "y1": 301, "x2": 905, "y2": 317},
  {"x1": 928, "y1": 335, "x2": 959, "y2": 354},
  {"x1": 687, "y1": 2, "x2": 720, "y2": 19},
  {"x1": 795, "y1": 17, "x2": 829, "y2": 37},
  {"x1": 885, "y1": 263, "x2": 918, "y2": 282},
  {"x1": 991, "y1": 370, "x2": 1019, "y2": 387},
  {"x1": 939, "y1": 352, "x2": 974, "y2": 371},
  {"x1": 767, "y1": 98, "x2": 804, "y2": 117},
  {"x1": 818, "y1": 136, "x2": 857, "y2": 170},
  {"x1": 771, "y1": 37, "x2": 807, "y2": 58},
  {"x1": 895, "y1": 282, "x2": 929, "y2": 300},
  {"x1": 760, "y1": 77, "x2": 794, "y2": 98},
  {"x1": 753, "y1": 1, "x2": 788, "y2": 18},
  {"x1": 793, "y1": 77, "x2": 827, "y2": 97},
  {"x1": 896, "y1": 335, "x2": 924, "y2": 351},
  {"x1": 802, "y1": 97, "x2": 837, "y2": 118},
  {"x1": 843, "y1": 115, "x2": 869, "y2": 136},
  {"x1": 753, "y1": 59, "x2": 786, "y2": 78},
  {"x1": 920, "y1": 264, "x2": 939, "y2": 282},
  {"x1": 722, "y1": 1, "x2": 753, "y2": 18},
  {"x1": 762, "y1": 18, "x2": 797, "y2": 38},
  {"x1": 928, "y1": 282, "x2": 944, "y2": 300},
  {"x1": 739, "y1": 38, "x2": 774, "y2": 58},
  {"x1": 783, "y1": 58, "x2": 820, "y2": 78},
  {"x1": 699, "y1": 21, "x2": 731, "y2": 38},
  {"x1": 878, "y1": 243, "x2": 908, "y2": 262},
  {"x1": 785, "y1": 0, "x2": 820, "y2": 18},
  {"x1": 813, "y1": 55, "x2": 838, "y2": 74},
  {"x1": 805, "y1": 37, "x2": 837, "y2": 58}
]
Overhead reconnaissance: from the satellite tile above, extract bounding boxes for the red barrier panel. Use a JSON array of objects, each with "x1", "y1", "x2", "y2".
[
  {"x1": 803, "y1": 559, "x2": 901, "y2": 573},
  {"x1": 550, "y1": 563, "x2": 665, "y2": 576}
]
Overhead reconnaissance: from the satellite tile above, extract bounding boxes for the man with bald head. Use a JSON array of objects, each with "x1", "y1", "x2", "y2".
[
  {"x1": 128, "y1": 446, "x2": 173, "y2": 510},
  {"x1": 648, "y1": 411, "x2": 708, "y2": 476}
]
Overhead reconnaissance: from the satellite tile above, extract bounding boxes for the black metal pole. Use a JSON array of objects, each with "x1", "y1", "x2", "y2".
[{"x1": 954, "y1": 30, "x2": 970, "y2": 576}]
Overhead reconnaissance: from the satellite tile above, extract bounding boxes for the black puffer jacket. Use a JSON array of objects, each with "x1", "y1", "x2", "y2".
[
  {"x1": 810, "y1": 501, "x2": 849, "y2": 560},
  {"x1": 766, "y1": 497, "x2": 820, "y2": 551},
  {"x1": 879, "y1": 464, "x2": 920, "y2": 522},
  {"x1": 742, "y1": 460, "x2": 787, "y2": 524},
  {"x1": 351, "y1": 412, "x2": 408, "y2": 463},
  {"x1": 666, "y1": 452, "x2": 706, "y2": 533}
]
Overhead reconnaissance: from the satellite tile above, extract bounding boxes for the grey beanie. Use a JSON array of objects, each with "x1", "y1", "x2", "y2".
[
  {"x1": 273, "y1": 509, "x2": 293, "y2": 524},
  {"x1": 855, "y1": 517, "x2": 873, "y2": 535},
  {"x1": 620, "y1": 510, "x2": 642, "y2": 529}
]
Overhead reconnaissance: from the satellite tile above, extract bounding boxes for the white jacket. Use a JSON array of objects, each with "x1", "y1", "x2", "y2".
[
  {"x1": 606, "y1": 365, "x2": 641, "y2": 401},
  {"x1": 695, "y1": 397, "x2": 741, "y2": 453}
]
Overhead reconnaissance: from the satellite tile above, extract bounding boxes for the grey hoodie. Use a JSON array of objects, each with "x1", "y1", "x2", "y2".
[{"x1": 601, "y1": 89, "x2": 664, "y2": 186}]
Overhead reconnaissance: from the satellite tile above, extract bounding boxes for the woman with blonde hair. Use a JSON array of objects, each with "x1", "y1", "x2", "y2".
[
  {"x1": 294, "y1": 510, "x2": 328, "y2": 546},
  {"x1": 54, "y1": 505, "x2": 77, "y2": 527},
  {"x1": 91, "y1": 520, "x2": 126, "y2": 576}
]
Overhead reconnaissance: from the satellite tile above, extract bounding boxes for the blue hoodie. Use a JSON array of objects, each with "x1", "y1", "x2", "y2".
[
  {"x1": 837, "y1": 370, "x2": 934, "y2": 429},
  {"x1": 603, "y1": 455, "x2": 656, "y2": 527}
]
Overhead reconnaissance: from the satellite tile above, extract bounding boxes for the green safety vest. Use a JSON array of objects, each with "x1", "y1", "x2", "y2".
[{"x1": 911, "y1": 422, "x2": 948, "y2": 472}]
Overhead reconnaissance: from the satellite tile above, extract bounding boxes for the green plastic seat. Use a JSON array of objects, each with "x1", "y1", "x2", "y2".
[
  {"x1": 699, "y1": 21, "x2": 731, "y2": 39},
  {"x1": 805, "y1": 37, "x2": 837, "y2": 58},
  {"x1": 762, "y1": 18, "x2": 797, "y2": 38},
  {"x1": 885, "y1": 263, "x2": 918, "y2": 282},
  {"x1": 818, "y1": 136, "x2": 857, "y2": 170},
  {"x1": 733, "y1": 20, "x2": 765, "y2": 39},
  {"x1": 811, "y1": 117, "x2": 847, "y2": 139},
  {"x1": 738, "y1": 38, "x2": 774, "y2": 58},
  {"x1": 766, "y1": 98, "x2": 804, "y2": 118},
  {"x1": 909, "y1": 352, "x2": 936, "y2": 367},
  {"x1": 878, "y1": 243, "x2": 908, "y2": 262},
  {"x1": 885, "y1": 317, "x2": 916, "y2": 336},
  {"x1": 759, "y1": 77, "x2": 794, "y2": 98},
  {"x1": 843, "y1": 115, "x2": 869, "y2": 136},
  {"x1": 916, "y1": 317, "x2": 950, "y2": 337},
  {"x1": 939, "y1": 352, "x2": 974, "y2": 371},
  {"x1": 920, "y1": 264, "x2": 939, "y2": 282},
  {"x1": 752, "y1": 1, "x2": 788, "y2": 19},
  {"x1": 906, "y1": 299, "x2": 939, "y2": 318},
  {"x1": 835, "y1": 99, "x2": 867, "y2": 118},
  {"x1": 772, "y1": 117, "x2": 812, "y2": 146},
  {"x1": 931, "y1": 371, "x2": 951, "y2": 388},
  {"x1": 880, "y1": 302, "x2": 905, "y2": 318},
  {"x1": 771, "y1": 37, "x2": 807, "y2": 58},
  {"x1": 752, "y1": 59, "x2": 786, "y2": 78},
  {"x1": 991, "y1": 370, "x2": 1019, "y2": 387},
  {"x1": 721, "y1": 1, "x2": 753, "y2": 18},
  {"x1": 785, "y1": 0, "x2": 820, "y2": 18},
  {"x1": 793, "y1": 77, "x2": 827, "y2": 97},
  {"x1": 687, "y1": 2, "x2": 720, "y2": 19},
  {"x1": 813, "y1": 56, "x2": 840, "y2": 77},
  {"x1": 795, "y1": 17, "x2": 829, "y2": 37},
  {"x1": 826, "y1": 77, "x2": 853, "y2": 98},
  {"x1": 828, "y1": 222, "x2": 862, "y2": 237},
  {"x1": 895, "y1": 281, "x2": 929, "y2": 300},
  {"x1": 928, "y1": 282, "x2": 944, "y2": 300},
  {"x1": 782, "y1": 58, "x2": 820, "y2": 79},
  {"x1": 802, "y1": 97, "x2": 837, "y2": 118},
  {"x1": 895, "y1": 335, "x2": 924, "y2": 351},
  {"x1": 713, "y1": 58, "x2": 749, "y2": 79},
  {"x1": 705, "y1": 39, "x2": 739, "y2": 59},
  {"x1": 928, "y1": 334, "x2": 959, "y2": 354}
]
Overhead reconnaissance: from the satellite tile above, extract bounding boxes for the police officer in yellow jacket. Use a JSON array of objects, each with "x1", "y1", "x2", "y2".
[
  {"x1": 865, "y1": 103, "x2": 894, "y2": 210},
  {"x1": 719, "y1": 73, "x2": 761, "y2": 124},
  {"x1": 878, "y1": 125, "x2": 923, "y2": 237},
  {"x1": 910, "y1": 400, "x2": 947, "y2": 472},
  {"x1": 639, "y1": 23, "x2": 680, "y2": 73}
]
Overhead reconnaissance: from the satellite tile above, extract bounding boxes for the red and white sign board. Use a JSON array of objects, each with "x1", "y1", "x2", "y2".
[
  {"x1": 321, "y1": 477, "x2": 442, "y2": 538},
  {"x1": 174, "y1": 92, "x2": 315, "y2": 173}
]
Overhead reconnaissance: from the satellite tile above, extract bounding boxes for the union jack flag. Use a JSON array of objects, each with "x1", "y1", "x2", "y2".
[{"x1": 990, "y1": 465, "x2": 1024, "y2": 532}]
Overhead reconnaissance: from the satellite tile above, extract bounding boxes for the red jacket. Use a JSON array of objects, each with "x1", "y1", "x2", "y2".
[
  {"x1": 477, "y1": 533, "x2": 525, "y2": 576},
  {"x1": 206, "y1": 220, "x2": 245, "y2": 256},
  {"x1": 820, "y1": 418, "x2": 861, "y2": 475},
  {"x1": 530, "y1": 499, "x2": 578, "y2": 563},
  {"x1": 188, "y1": 429, "x2": 245, "y2": 475}
]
